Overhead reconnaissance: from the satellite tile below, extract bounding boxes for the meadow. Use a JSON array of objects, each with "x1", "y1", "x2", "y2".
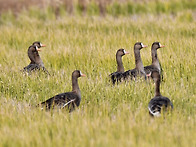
[{"x1": 0, "y1": 1, "x2": 196, "y2": 146}]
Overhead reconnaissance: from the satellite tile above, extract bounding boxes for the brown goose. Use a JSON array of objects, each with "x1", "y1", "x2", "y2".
[
  {"x1": 110, "y1": 49, "x2": 129, "y2": 85},
  {"x1": 23, "y1": 42, "x2": 49, "y2": 74},
  {"x1": 123, "y1": 42, "x2": 147, "y2": 80},
  {"x1": 144, "y1": 42, "x2": 164, "y2": 80},
  {"x1": 40, "y1": 70, "x2": 86, "y2": 112},
  {"x1": 148, "y1": 71, "x2": 173, "y2": 117}
]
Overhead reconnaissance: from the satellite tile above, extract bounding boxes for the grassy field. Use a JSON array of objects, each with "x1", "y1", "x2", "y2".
[{"x1": 0, "y1": 3, "x2": 196, "y2": 147}]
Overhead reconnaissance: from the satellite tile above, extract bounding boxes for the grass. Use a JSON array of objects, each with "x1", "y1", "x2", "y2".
[
  {"x1": 0, "y1": 4, "x2": 196, "y2": 147},
  {"x1": 0, "y1": 0, "x2": 196, "y2": 17}
]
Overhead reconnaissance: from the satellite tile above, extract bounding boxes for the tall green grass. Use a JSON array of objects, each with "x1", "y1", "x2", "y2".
[{"x1": 0, "y1": 8, "x2": 196, "y2": 147}]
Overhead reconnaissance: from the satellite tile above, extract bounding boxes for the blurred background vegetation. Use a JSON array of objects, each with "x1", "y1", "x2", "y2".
[
  {"x1": 0, "y1": 0, "x2": 196, "y2": 146},
  {"x1": 0, "y1": 0, "x2": 195, "y2": 19}
]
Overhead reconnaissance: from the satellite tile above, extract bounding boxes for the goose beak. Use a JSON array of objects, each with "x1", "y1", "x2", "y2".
[
  {"x1": 41, "y1": 44, "x2": 46, "y2": 47},
  {"x1": 142, "y1": 45, "x2": 148, "y2": 48},
  {"x1": 37, "y1": 49, "x2": 41, "y2": 51},
  {"x1": 81, "y1": 74, "x2": 86, "y2": 77},
  {"x1": 146, "y1": 72, "x2": 151, "y2": 77},
  {"x1": 125, "y1": 51, "x2": 129, "y2": 54},
  {"x1": 160, "y1": 45, "x2": 165, "y2": 48}
]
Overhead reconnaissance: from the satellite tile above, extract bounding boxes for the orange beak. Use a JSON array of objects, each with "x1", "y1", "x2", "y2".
[
  {"x1": 146, "y1": 72, "x2": 151, "y2": 77},
  {"x1": 81, "y1": 74, "x2": 86, "y2": 77},
  {"x1": 142, "y1": 45, "x2": 148, "y2": 48},
  {"x1": 41, "y1": 44, "x2": 46, "y2": 47}
]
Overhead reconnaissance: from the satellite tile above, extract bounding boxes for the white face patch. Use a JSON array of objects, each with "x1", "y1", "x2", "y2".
[
  {"x1": 36, "y1": 46, "x2": 39, "y2": 51},
  {"x1": 40, "y1": 43, "x2": 42, "y2": 47},
  {"x1": 159, "y1": 42, "x2": 161, "y2": 47},
  {"x1": 123, "y1": 49, "x2": 126, "y2": 54},
  {"x1": 141, "y1": 43, "x2": 144, "y2": 47},
  {"x1": 80, "y1": 71, "x2": 83, "y2": 76}
]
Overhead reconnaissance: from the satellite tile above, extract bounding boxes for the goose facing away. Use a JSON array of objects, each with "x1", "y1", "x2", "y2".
[
  {"x1": 40, "y1": 70, "x2": 86, "y2": 112},
  {"x1": 123, "y1": 42, "x2": 147, "y2": 80},
  {"x1": 144, "y1": 42, "x2": 164, "y2": 80},
  {"x1": 110, "y1": 49, "x2": 129, "y2": 85},
  {"x1": 148, "y1": 71, "x2": 173, "y2": 117},
  {"x1": 23, "y1": 44, "x2": 49, "y2": 74}
]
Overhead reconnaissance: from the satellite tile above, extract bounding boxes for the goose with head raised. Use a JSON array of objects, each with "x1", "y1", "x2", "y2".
[
  {"x1": 110, "y1": 49, "x2": 129, "y2": 85},
  {"x1": 144, "y1": 42, "x2": 164, "y2": 80},
  {"x1": 123, "y1": 42, "x2": 147, "y2": 80},
  {"x1": 23, "y1": 42, "x2": 49, "y2": 74},
  {"x1": 40, "y1": 70, "x2": 86, "y2": 112}
]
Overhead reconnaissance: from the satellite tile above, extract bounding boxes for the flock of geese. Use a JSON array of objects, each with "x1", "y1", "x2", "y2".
[{"x1": 23, "y1": 41, "x2": 173, "y2": 117}]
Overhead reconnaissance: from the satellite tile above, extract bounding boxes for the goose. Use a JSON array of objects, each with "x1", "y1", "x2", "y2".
[
  {"x1": 123, "y1": 42, "x2": 147, "y2": 80},
  {"x1": 23, "y1": 43, "x2": 49, "y2": 74},
  {"x1": 40, "y1": 70, "x2": 86, "y2": 112},
  {"x1": 148, "y1": 71, "x2": 173, "y2": 117},
  {"x1": 144, "y1": 42, "x2": 164, "y2": 80},
  {"x1": 110, "y1": 49, "x2": 129, "y2": 85}
]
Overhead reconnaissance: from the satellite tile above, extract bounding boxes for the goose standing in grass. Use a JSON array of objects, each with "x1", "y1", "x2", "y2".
[
  {"x1": 23, "y1": 42, "x2": 49, "y2": 74},
  {"x1": 148, "y1": 71, "x2": 173, "y2": 117},
  {"x1": 40, "y1": 70, "x2": 86, "y2": 112},
  {"x1": 110, "y1": 49, "x2": 129, "y2": 85},
  {"x1": 144, "y1": 42, "x2": 164, "y2": 80},
  {"x1": 123, "y1": 42, "x2": 147, "y2": 80}
]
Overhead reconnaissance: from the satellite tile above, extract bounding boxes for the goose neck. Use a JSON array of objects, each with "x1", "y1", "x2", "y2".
[
  {"x1": 155, "y1": 75, "x2": 161, "y2": 97},
  {"x1": 72, "y1": 76, "x2": 80, "y2": 95},
  {"x1": 134, "y1": 49, "x2": 144, "y2": 71},
  {"x1": 116, "y1": 55, "x2": 124, "y2": 72}
]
